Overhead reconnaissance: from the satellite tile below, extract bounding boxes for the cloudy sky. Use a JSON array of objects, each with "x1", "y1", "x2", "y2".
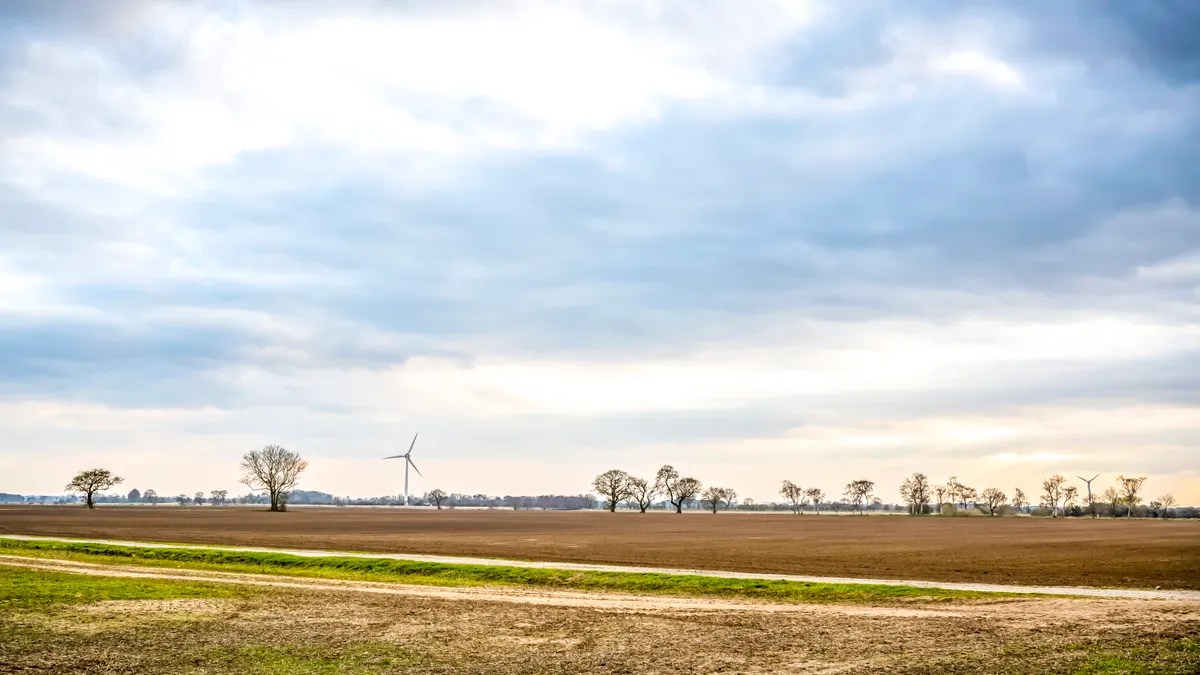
[{"x1": 2, "y1": 0, "x2": 1198, "y2": 504}]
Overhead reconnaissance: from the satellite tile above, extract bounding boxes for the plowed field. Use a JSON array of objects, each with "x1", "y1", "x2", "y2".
[{"x1": 1, "y1": 506, "x2": 1196, "y2": 589}]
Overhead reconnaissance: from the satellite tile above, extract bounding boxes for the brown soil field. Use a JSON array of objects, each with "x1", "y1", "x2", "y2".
[{"x1": 1, "y1": 506, "x2": 1197, "y2": 589}]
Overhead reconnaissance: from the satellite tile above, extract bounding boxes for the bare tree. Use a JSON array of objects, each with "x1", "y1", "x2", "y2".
[
  {"x1": 980, "y1": 488, "x2": 1006, "y2": 516},
  {"x1": 804, "y1": 487, "x2": 825, "y2": 514},
  {"x1": 210, "y1": 489, "x2": 228, "y2": 506},
  {"x1": 946, "y1": 476, "x2": 962, "y2": 507},
  {"x1": 65, "y1": 469, "x2": 124, "y2": 509},
  {"x1": 143, "y1": 489, "x2": 158, "y2": 504},
  {"x1": 1159, "y1": 493, "x2": 1177, "y2": 518},
  {"x1": 1064, "y1": 486, "x2": 1079, "y2": 515},
  {"x1": 425, "y1": 488, "x2": 448, "y2": 509},
  {"x1": 1011, "y1": 487, "x2": 1027, "y2": 513},
  {"x1": 947, "y1": 476, "x2": 978, "y2": 509},
  {"x1": 899, "y1": 473, "x2": 932, "y2": 515},
  {"x1": 933, "y1": 484, "x2": 948, "y2": 511},
  {"x1": 960, "y1": 486, "x2": 978, "y2": 509},
  {"x1": 240, "y1": 444, "x2": 309, "y2": 512},
  {"x1": 843, "y1": 480, "x2": 875, "y2": 514},
  {"x1": 676, "y1": 478, "x2": 702, "y2": 511},
  {"x1": 779, "y1": 480, "x2": 804, "y2": 514},
  {"x1": 1102, "y1": 486, "x2": 1120, "y2": 518},
  {"x1": 655, "y1": 465, "x2": 702, "y2": 513},
  {"x1": 1041, "y1": 475, "x2": 1067, "y2": 518},
  {"x1": 592, "y1": 469, "x2": 631, "y2": 512},
  {"x1": 625, "y1": 476, "x2": 658, "y2": 513},
  {"x1": 1118, "y1": 475, "x2": 1146, "y2": 518},
  {"x1": 176, "y1": 493, "x2": 189, "y2": 506},
  {"x1": 701, "y1": 486, "x2": 735, "y2": 513}
]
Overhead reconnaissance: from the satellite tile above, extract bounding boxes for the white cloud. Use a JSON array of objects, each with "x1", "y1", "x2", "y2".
[
  {"x1": 72, "y1": 313, "x2": 1195, "y2": 425},
  {"x1": 2, "y1": 2, "x2": 1198, "y2": 507},
  {"x1": 417, "y1": 316, "x2": 1197, "y2": 416},
  {"x1": 0, "y1": 264, "x2": 45, "y2": 312},
  {"x1": 930, "y1": 49, "x2": 1025, "y2": 90},
  {"x1": 1, "y1": 1, "x2": 820, "y2": 193}
]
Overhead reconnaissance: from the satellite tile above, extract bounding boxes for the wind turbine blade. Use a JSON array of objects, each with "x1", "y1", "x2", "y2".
[
  {"x1": 407, "y1": 433, "x2": 418, "y2": 454},
  {"x1": 407, "y1": 457, "x2": 423, "y2": 476},
  {"x1": 382, "y1": 455, "x2": 406, "y2": 460}
]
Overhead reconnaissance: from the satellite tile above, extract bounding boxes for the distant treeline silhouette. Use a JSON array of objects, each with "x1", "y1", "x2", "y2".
[{"x1": 32, "y1": 449, "x2": 1195, "y2": 518}]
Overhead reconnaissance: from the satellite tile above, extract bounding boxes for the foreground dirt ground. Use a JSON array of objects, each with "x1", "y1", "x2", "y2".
[
  {"x1": 2, "y1": 556, "x2": 1198, "y2": 674},
  {"x1": 2, "y1": 506, "x2": 1197, "y2": 589}
]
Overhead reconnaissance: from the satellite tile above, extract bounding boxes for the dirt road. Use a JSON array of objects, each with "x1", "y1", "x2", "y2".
[
  {"x1": 7, "y1": 554, "x2": 1199, "y2": 626},
  {"x1": 0, "y1": 554, "x2": 948, "y2": 616},
  {"x1": 7, "y1": 534, "x2": 1200, "y2": 601}
]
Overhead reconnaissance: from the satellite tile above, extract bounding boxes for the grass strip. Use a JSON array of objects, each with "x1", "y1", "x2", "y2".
[
  {"x1": 0, "y1": 565, "x2": 249, "y2": 611},
  {"x1": 0, "y1": 537, "x2": 1029, "y2": 604},
  {"x1": 1067, "y1": 637, "x2": 1200, "y2": 675}
]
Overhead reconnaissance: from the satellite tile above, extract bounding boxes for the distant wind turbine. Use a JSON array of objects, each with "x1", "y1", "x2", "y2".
[
  {"x1": 1078, "y1": 474, "x2": 1099, "y2": 518},
  {"x1": 383, "y1": 433, "x2": 423, "y2": 506}
]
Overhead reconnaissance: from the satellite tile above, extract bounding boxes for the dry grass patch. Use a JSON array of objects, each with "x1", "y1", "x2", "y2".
[{"x1": 2, "y1": 556, "x2": 1198, "y2": 674}]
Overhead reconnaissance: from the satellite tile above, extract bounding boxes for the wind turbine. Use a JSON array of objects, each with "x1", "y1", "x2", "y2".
[
  {"x1": 383, "y1": 434, "x2": 422, "y2": 506},
  {"x1": 1078, "y1": 474, "x2": 1099, "y2": 518}
]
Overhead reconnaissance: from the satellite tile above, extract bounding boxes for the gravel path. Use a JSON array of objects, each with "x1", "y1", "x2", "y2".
[{"x1": 5, "y1": 534, "x2": 1198, "y2": 601}]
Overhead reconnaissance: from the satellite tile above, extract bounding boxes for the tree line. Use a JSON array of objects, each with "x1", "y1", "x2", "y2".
[
  {"x1": 59, "y1": 447, "x2": 599, "y2": 512},
  {"x1": 592, "y1": 468, "x2": 1183, "y2": 518},
  {"x1": 62, "y1": 446, "x2": 308, "y2": 511},
  {"x1": 892, "y1": 472, "x2": 1173, "y2": 518},
  {"x1": 592, "y1": 466, "x2": 741, "y2": 514},
  {"x1": 57, "y1": 449, "x2": 1185, "y2": 518}
]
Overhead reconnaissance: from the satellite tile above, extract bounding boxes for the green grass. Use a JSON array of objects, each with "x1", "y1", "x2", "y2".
[
  {"x1": 200, "y1": 645, "x2": 425, "y2": 675},
  {"x1": 1068, "y1": 638, "x2": 1200, "y2": 674},
  {"x1": 0, "y1": 565, "x2": 246, "y2": 611},
  {"x1": 0, "y1": 537, "x2": 1028, "y2": 604}
]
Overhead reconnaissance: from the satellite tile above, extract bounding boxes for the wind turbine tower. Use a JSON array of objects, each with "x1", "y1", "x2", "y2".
[
  {"x1": 383, "y1": 433, "x2": 423, "y2": 506},
  {"x1": 1078, "y1": 474, "x2": 1099, "y2": 518}
]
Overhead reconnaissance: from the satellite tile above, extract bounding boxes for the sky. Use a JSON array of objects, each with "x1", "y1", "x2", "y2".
[{"x1": 1, "y1": 0, "x2": 1198, "y2": 504}]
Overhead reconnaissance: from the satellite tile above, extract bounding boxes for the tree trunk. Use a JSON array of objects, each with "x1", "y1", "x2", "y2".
[
  {"x1": 609, "y1": 501, "x2": 616, "y2": 513},
  {"x1": 674, "y1": 501, "x2": 682, "y2": 513},
  {"x1": 86, "y1": 492, "x2": 95, "y2": 509}
]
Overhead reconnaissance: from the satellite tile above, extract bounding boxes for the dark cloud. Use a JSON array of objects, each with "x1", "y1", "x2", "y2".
[
  {"x1": 1012, "y1": 0, "x2": 1200, "y2": 82},
  {"x1": 0, "y1": 0, "x2": 1197, "y2": 415}
]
